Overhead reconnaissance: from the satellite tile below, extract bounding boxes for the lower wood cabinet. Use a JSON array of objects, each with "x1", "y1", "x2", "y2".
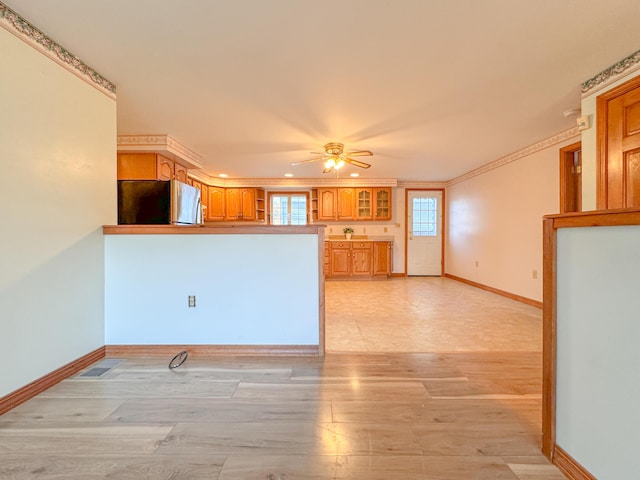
[{"x1": 326, "y1": 240, "x2": 392, "y2": 279}]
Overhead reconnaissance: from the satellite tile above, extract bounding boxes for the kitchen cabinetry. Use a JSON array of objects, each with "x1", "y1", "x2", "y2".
[
  {"x1": 174, "y1": 163, "x2": 188, "y2": 183},
  {"x1": 316, "y1": 188, "x2": 338, "y2": 221},
  {"x1": 312, "y1": 187, "x2": 392, "y2": 221},
  {"x1": 373, "y1": 241, "x2": 393, "y2": 275},
  {"x1": 324, "y1": 241, "x2": 330, "y2": 276},
  {"x1": 207, "y1": 186, "x2": 225, "y2": 221},
  {"x1": 326, "y1": 239, "x2": 392, "y2": 278},
  {"x1": 117, "y1": 152, "x2": 189, "y2": 182},
  {"x1": 355, "y1": 188, "x2": 372, "y2": 220},
  {"x1": 374, "y1": 187, "x2": 392, "y2": 220},
  {"x1": 224, "y1": 187, "x2": 265, "y2": 221}
]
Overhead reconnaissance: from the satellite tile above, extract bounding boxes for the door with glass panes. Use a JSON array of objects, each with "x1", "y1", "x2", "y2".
[{"x1": 406, "y1": 190, "x2": 442, "y2": 276}]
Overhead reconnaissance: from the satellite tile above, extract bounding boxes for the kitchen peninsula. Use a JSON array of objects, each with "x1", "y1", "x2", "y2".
[{"x1": 103, "y1": 224, "x2": 325, "y2": 356}]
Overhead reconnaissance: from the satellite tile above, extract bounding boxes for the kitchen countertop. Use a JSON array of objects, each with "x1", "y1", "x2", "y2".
[
  {"x1": 326, "y1": 235, "x2": 394, "y2": 242},
  {"x1": 103, "y1": 224, "x2": 325, "y2": 235}
]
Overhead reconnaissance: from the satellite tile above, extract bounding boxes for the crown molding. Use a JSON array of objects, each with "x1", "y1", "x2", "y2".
[
  {"x1": 117, "y1": 134, "x2": 204, "y2": 170},
  {"x1": 186, "y1": 175, "x2": 399, "y2": 188},
  {"x1": 582, "y1": 49, "x2": 640, "y2": 97},
  {"x1": 447, "y1": 126, "x2": 580, "y2": 187},
  {"x1": 0, "y1": 2, "x2": 116, "y2": 99}
]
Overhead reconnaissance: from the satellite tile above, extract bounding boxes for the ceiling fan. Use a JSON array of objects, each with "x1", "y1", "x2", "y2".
[{"x1": 291, "y1": 142, "x2": 373, "y2": 173}]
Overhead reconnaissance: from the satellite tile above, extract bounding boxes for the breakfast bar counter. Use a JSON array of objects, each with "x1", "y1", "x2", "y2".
[{"x1": 102, "y1": 224, "x2": 325, "y2": 356}]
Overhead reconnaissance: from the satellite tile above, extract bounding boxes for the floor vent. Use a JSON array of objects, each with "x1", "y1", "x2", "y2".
[
  {"x1": 76, "y1": 359, "x2": 123, "y2": 378},
  {"x1": 80, "y1": 367, "x2": 111, "y2": 377}
]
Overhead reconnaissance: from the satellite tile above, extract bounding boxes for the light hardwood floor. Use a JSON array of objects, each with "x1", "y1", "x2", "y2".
[{"x1": 0, "y1": 277, "x2": 565, "y2": 479}]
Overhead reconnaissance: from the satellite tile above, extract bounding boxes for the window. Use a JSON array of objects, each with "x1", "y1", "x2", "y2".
[
  {"x1": 268, "y1": 192, "x2": 309, "y2": 225},
  {"x1": 412, "y1": 197, "x2": 437, "y2": 236}
]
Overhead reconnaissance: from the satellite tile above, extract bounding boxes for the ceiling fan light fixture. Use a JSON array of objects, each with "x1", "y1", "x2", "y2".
[
  {"x1": 324, "y1": 158, "x2": 336, "y2": 169},
  {"x1": 335, "y1": 159, "x2": 345, "y2": 169}
]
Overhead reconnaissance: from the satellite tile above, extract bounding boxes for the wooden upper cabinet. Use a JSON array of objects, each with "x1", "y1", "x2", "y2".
[
  {"x1": 337, "y1": 188, "x2": 355, "y2": 220},
  {"x1": 117, "y1": 152, "x2": 189, "y2": 182},
  {"x1": 240, "y1": 188, "x2": 256, "y2": 220},
  {"x1": 207, "y1": 186, "x2": 225, "y2": 221},
  {"x1": 174, "y1": 163, "x2": 188, "y2": 183},
  {"x1": 156, "y1": 155, "x2": 174, "y2": 180},
  {"x1": 317, "y1": 188, "x2": 338, "y2": 221},
  {"x1": 313, "y1": 187, "x2": 392, "y2": 221},
  {"x1": 223, "y1": 187, "x2": 262, "y2": 221},
  {"x1": 373, "y1": 187, "x2": 392, "y2": 220},
  {"x1": 225, "y1": 188, "x2": 242, "y2": 221},
  {"x1": 355, "y1": 188, "x2": 373, "y2": 220},
  {"x1": 117, "y1": 152, "x2": 158, "y2": 180}
]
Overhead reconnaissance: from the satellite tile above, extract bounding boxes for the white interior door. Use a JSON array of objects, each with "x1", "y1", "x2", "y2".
[{"x1": 407, "y1": 190, "x2": 443, "y2": 276}]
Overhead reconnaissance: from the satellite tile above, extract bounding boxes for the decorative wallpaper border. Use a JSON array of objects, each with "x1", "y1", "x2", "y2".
[
  {"x1": 447, "y1": 126, "x2": 580, "y2": 187},
  {"x1": 582, "y1": 49, "x2": 640, "y2": 97},
  {"x1": 398, "y1": 180, "x2": 447, "y2": 189},
  {"x1": 0, "y1": 2, "x2": 116, "y2": 98}
]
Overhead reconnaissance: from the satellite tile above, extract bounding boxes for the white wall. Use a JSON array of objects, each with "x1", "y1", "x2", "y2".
[
  {"x1": 445, "y1": 140, "x2": 574, "y2": 302},
  {"x1": 580, "y1": 69, "x2": 640, "y2": 211},
  {"x1": 105, "y1": 234, "x2": 320, "y2": 345},
  {"x1": 0, "y1": 27, "x2": 116, "y2": 397},
  {"x1": 556, "y1": 225, "x2": 640, "y2": 478}
]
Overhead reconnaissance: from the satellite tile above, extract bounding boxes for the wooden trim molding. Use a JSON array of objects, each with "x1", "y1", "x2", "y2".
[
  {"x1": 0, "y1": 346, "x2": 105, "y2": 415},
  {"x1": 542, "y1": 208, "x2": 640, "y2": 477},
  {"x1": 541, "y1": 217, "x2": 557, "y2": 457},
  {"x1": 553, "y1": 445, "x2": 598, "y2": 480},
  {"x1": 105, "y1": 344, "x2": 321, "y2": 357},
  {"x1": 444, "y1": 273, "x2": 543, "y2": 309},
  {"x1": 559, "y1": 141, "x2": 582, "y2": 213},
  {"x1": 103, "y1": 224, "x2": 326, "y2": 235}
]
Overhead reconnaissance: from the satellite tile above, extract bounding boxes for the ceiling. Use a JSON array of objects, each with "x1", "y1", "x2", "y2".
[{"x1": 5, "y1": 0, "x2": 640, "y2": 182}]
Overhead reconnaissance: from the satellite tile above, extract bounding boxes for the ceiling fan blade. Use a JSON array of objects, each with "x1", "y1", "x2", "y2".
[
  {"x1": 322, "y1": 166, "x2": 334, "y2": 174},
  {"x1": 344, "y1": 157, "x2": 371, "y2": 169},
  {"x1": 290, "y1": 157, "x2": 323, "y2": 166},
  {"x1": 347, "y1": 150, "x2": 373, "y2": 157}
]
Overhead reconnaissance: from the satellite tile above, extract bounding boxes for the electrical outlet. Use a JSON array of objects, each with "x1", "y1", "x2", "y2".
[
  {"x1": 329, "y1": 228, "x2": 333, "y2": 233},
  {"x1": 532, "y1": 269, "x2": 538, "y2": 280},
  {"x1": 188, "y1": 295, "x2": 196, "y2": 307},
  {"x1": 384, "y1": 227, "x2": 388, "y2": 233},
  {"x1": 475, "y1": 261, "x2": 479, "y2": 268},
  {"x1": 363, "y1": 227, "x2": 366, "y2": 234}
]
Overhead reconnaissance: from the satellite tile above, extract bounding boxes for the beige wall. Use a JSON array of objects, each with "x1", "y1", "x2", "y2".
[
  {"x1": 0, "y1": 27, "x2": 117, "y2": 397},
  {"x1": 445, "y1": 138, "x2": 576, "y2": 302}
]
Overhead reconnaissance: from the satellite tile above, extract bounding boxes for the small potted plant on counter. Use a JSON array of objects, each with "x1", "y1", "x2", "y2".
[{"x1": 343, "y1": 227, "x2": 354, "y2": 240}]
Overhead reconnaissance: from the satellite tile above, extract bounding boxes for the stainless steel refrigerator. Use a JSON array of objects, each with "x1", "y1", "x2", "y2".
[{"x1": 117, "y1": 179, "x2": 202, "y2": 225}]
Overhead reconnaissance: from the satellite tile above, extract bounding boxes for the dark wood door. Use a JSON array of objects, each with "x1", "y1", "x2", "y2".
[{"x1": 598, "y1": 76, "x2": 640, "y2": 209}]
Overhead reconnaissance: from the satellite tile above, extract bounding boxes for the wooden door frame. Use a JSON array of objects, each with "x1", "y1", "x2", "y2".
[
  {"x1": 559, "y1": 141, "x2": 582, "y2": 213},
  {"x1": 596, "y1": 74, "x2": 640, "y2": 210},
  {"x1": 404, "y1": 188, "x2": 446, "y2": 276}
]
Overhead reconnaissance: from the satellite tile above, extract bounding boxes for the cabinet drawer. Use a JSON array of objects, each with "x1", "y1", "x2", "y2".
[
  {"x1": 352, "y1": 241, "x2": 372, "y2": 249},
  {"x1": 332, "y1": 242, "x2": 350, "y2": 249}
]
